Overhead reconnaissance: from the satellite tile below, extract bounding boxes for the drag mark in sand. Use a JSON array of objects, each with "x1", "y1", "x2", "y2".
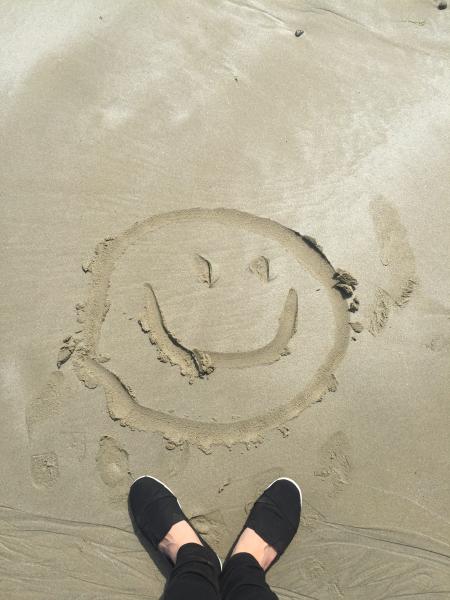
[
  {"x1": 368, "y1": 199, "x2": 417, "y2": 335},
  {"x1": 71, "y1": 208, "x2": 351, "y2": 449}
]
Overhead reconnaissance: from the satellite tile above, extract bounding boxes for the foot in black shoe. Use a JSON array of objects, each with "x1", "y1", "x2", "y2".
[
  {"x1": 158, "y1": 520, "x2": 202, "y2": 563},
  {"x1": 129, "y1": 475, "x2": 220, "y2": 569},
  {"x1": 231, "y1": 477, "x2": 302, "y2": 571}
]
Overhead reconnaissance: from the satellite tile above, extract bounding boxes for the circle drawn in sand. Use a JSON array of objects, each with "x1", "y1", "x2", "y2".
[{"x1": 74, "y1": 209, "x2": 350, "y2": 450}]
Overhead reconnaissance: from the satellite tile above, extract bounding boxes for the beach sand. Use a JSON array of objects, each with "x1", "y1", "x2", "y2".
[{"x1": 1, "y1": 1, "x2": 450, "y2": 598}]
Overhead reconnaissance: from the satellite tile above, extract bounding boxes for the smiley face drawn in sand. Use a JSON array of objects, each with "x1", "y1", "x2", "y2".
[
  {"x1": 137, "y1": 260, "x2": 298, "y2": 382},
  {"x1": 72, "y1": 209, "x2": 351, "y2": 451}
]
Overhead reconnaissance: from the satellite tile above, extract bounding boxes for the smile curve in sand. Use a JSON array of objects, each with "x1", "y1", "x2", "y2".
[
  {"x1": 138, "y1": 283, "x2": 298, "y2": 383},
  {"x1": 73, "y1": 207, "x2": 350, "y2": 448}
]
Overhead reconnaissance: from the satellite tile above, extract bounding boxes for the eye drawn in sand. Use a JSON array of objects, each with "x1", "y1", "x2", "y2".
[
  {"x1": 194, "y1": 254, "x2": 219, "y2": 287},
  {"x1": 249, "y1": 255, "x2": 273, "y2": 282},
  {"x1": 367, "y1": 199, "x2": 417, "y2": 335},
  {"x1": 69, "y1": 208, "x2": 351, "y2": 450}
]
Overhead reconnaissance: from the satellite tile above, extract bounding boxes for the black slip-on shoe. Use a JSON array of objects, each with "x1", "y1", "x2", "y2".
[
  {"x1": 227, "y1": 477, "x2": 302, "y2": 570},
  {"x1": 129, "y1": 475, "x2": 222, "y2": 572}
]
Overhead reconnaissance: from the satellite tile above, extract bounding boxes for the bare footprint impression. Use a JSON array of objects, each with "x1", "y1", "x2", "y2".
[
  {"x1": 96, "y1": 435, "x2": 132, "y2": 508},
  {"x1": 26, "y1": 370, "x2": 89, "y2": 489},
  {"x1": 367, "y1": 198, "x2": 417, "y2": 335},
  {"x1": 314, "y1": 431, "x2": 352, "y2": 497},
  {"x1": 26, "y1": 372, "x2": 65, "y2": 488}
]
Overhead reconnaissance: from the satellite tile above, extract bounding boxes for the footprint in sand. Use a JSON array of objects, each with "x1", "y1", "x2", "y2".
[
  {"x1": 26, "y1": 371, "x2": 65, "y2": 488},
  {"x1": 30, "y1": 452, "x2": 60, "y2": 488},
  {"x1": 367, "y1": 199, "x2": 417, "y2": 335},
  {"x1": 96, "y1": 435, "x2": 132, "y2": 507},
  {"x1": 314, "y1": 431, "x2": 352, "y2": 496},
  {"x1": 190, "y1": 509, "x2": 228, "y2": 550}
]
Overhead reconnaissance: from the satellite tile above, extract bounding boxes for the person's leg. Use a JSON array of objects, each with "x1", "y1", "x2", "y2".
[
  {"x1": 220, "y1": 551, "x2": 278, "y2": 600},
  {"x1": 129, "y1": 476, "x2": 221, "y2": 600},
  {"x1": 164, "y1": 540, "x2": 220, "y2": 600},
  {"x1": 220, "y1": 477, "x2": 302, "y2": 600}
]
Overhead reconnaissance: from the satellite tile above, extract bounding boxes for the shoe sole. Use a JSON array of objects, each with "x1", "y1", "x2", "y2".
[{"x1": 132, "y1": 474, "x2": 223, "y2": 570}]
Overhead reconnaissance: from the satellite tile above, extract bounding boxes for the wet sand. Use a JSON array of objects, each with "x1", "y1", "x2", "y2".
[{"x1": 1, "y1": 1, "x2": 450, "y2": 598}]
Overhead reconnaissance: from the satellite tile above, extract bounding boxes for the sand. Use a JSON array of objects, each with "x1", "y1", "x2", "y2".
[{"x1": 1, "y1": 1, "x2": 450, "y2": 598}]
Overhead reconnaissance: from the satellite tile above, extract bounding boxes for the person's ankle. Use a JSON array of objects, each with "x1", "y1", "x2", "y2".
[
  {"x1": 231, "y1": 527, "x2": 277, "y2": 571},
  {"x1": 158, "y1": 520, "x2": 202, "y2": 563}
]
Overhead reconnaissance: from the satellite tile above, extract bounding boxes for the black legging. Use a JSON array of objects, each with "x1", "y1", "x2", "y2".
[{"x1": 164, "y1": 543, "x2": 278, "y2": 599}]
